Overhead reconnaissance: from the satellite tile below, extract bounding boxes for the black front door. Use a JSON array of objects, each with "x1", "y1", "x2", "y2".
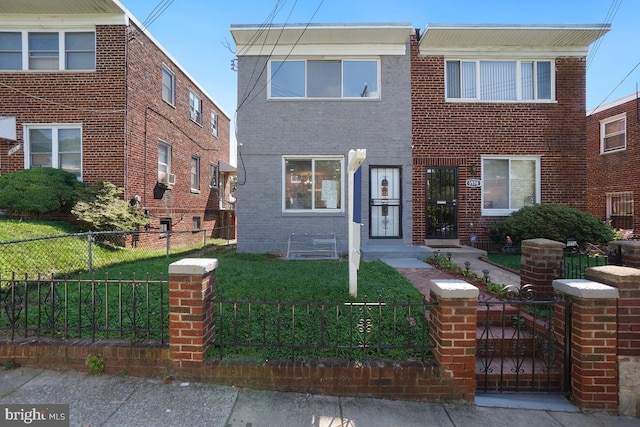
[{"x1": 425, "y1": 167, "x2": 458, "y2": 239}]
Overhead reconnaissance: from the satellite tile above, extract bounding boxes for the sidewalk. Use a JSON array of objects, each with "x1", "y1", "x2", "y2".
[{"x1": 1, "y1": 367, "x2": 638, "y2": 427}]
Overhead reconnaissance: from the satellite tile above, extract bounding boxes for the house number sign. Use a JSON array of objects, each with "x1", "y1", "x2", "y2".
[{"x1": 466, "y1": 179, "x2": 481, "y2": 187}]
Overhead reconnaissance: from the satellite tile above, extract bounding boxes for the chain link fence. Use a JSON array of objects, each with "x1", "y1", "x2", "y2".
[{"x1": 0, "y1": 227, "x2": 235, "y2": 278}]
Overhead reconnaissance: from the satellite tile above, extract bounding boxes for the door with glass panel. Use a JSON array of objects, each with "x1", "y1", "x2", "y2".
[
  {"x1": 425, "y1": 167, "x2": 458, "y2": 239},
  {"x1": 369, "y1": 167, "x2": 401, "y2": 238}
]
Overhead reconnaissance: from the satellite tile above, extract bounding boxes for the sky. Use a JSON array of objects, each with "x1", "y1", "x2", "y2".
[{"x1": 120, "y1": 0, "x2": 639, "y2": 138}]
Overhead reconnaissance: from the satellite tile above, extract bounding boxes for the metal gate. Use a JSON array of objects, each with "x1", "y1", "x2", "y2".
[
  {"x1": 476, "y1": 287, "x2": 570, "y2": 393},
  {"x1": 425, "y1": 167, "x2": 457, "y2": 239}
]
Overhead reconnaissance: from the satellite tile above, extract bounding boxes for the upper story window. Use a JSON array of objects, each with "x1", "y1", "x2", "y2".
[
  {"x1": 189, "y1": 90, "x2": 202, "y2": 125},
  {"x1": 600, "y1": 113, "x2": 626, "y2": 154},
  {"x1": 269, "y1": 59, "x2": 380, "y2": 99},
  {"x1": 482, "y1": 156, "x2": 540, "y2": 216},
  {"x1": 446, "y1": 60, "x2": 553, "y2": 102},
  {"x1": 210, "y1": 163, "x2": 218, "y2": 188},
  {"x1": 162, "y1": 66, "x2": 175, "y2": 105},
  {"x1": 0, "y1": 30, "x2": 95, "y2": 71},
  {"x1": 158, "y1": 141, "x2": 171, "y2": 183},
  {"x1": 191, "y1": 155, "x2": 200, "y2": 191},
  {"x1": 24, "y1": 125, "x2": 82, "y2": 180},
  {"x1": 210, "y1": 111, "x2": 218, "y2": 137},
  {"x1": 283, "y1": 156, "x2": 344, "y2": 212}
]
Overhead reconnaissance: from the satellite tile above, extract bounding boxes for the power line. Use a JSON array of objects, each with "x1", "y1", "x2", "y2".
[
  {"x1": 590, "y1": 58, "x2": 640, "y2": 112},
  {"x1": 586, "y1": 0, "x2": 622, "y2": 70}
]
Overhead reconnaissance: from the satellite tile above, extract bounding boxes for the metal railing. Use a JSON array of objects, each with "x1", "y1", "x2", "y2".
[
  {"x1": 0, "y1": 226, "x2": 235, "y2": 277},
  {"x1": 211, "y1": 294, "x2": 433, "y2": 363},
  {"x1": 0, "y1": 274, "x2": 169, "y2": 344}
]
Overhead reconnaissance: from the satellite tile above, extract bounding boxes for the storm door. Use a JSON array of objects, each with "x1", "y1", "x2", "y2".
[
  {"x1": 425, "y1": 167, "x2": 458, "y2": 239},
  {"x1": 369, "y1": 166, "x2": 401, "y2": 238}
]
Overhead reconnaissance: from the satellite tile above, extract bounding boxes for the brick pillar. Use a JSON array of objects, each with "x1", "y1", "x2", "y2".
[
  {"x1": 429, "y1": 279, "x2": 478, "y2": 402},
  {"x1": 520, "y1": 238, "x2": 565, "y2": 299},
  {"x1": 585, "y1": 265, "x2": 640, "y2": 417},
  {"x1": 168, "y1": 258, "x2": 218, "y2": 369},
  {"x1": 607, "y1": 240, "x2": 640, "y2": 268},
  {"x1": 553, "y1": 279, "x2": 619, "y2": 414}
]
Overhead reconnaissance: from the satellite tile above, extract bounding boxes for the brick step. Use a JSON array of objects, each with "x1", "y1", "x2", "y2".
[
  {"x1": 476, "y1": 303, "x2": 522, "y2": 327},
  {"x1": 477, "y1": 325, "x2": 536, "y2": 357},
  {"x1": 476, "y1": 357, "x2": 563, "y2": 392}
]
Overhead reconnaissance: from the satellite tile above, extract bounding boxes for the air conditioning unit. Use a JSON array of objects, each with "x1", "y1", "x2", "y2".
[{"x1": 167, "y1": 173, "x2": 176, "y2": 186}]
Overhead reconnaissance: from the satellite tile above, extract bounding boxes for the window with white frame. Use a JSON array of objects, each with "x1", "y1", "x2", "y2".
[
  {"x1": 189, "y1": 90, "x2": 202, "y2": 125},
  {"x1": 210, "y1": 111, "x2": 218, "y2": 137},
  {"x1": 607, "y1": 192, "x2": 634, "y2": 230},
  {"x1": 600, "y1": 113, "x2": 626, "y2": 153},
  {"x1": 446, "y1": 60, "x2": 553, "y2": 101},
  {"x1": 24, "y1": 125, "x2": 82, "y2": 179},
  {"x1": 191, "y1": 155, "x2": 200, "y2": 191},
  {"x1": 158, "y1": 141, "x2": 171, "y2": 183},
  {"x1": 209, "y1": 163, "x2": 218, "y2": 188},
  {"x1": 0, "y1": 30, "x2": 95, "y2": 71},
  {"x1": 283, "y1": 156, "x2": 343, "y2": 211},
  {"x1": 161, "y1": 65, "x2": 175, "y2": 105},
  {"x1": 482, "y1": 156, "x2": 539, "y2": 215},
  {"x1": 269, "y1": 59, "x2": 380, "y2": 99}
]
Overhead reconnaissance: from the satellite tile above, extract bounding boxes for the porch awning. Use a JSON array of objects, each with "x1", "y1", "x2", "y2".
[
  {"x1": 219, "y1": 160, "x2": 236, "y2": 173},
  {"x1": 0, "y1": 117, "x2": 16, "y2": 141}
]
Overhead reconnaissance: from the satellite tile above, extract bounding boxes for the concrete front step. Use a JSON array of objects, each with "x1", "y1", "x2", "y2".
[{"x1": 360, "y1": 244, "x2": 431, "y2": 261}]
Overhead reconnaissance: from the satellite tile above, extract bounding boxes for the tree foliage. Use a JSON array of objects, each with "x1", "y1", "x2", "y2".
[
  {"x1": 0, "y1": 168, "x2": 84, "y2": 217},
  {"x1": 72, "y1": 181, "x2": 150, "y2": 232},
  {"x1": 488, "y1": 203, "x2": 615, "y2": 248}
]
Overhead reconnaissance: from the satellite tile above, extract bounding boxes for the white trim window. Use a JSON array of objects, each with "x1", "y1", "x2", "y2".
[
  {"x1": 191, "y1": 155, "x2": 200, "y2": 191},
  {"x1": 210, "y1": 111, "x2": 218, "y2": 137},
  {"x1": 446, "y1": 60, "x2": 553, "y2": 102},
  {"x1": 24, "y1": 125, "x2": 82, "y2": 180},
  {"x1": 209, "y1": 163, "x2": 218, "y2": 188},
  {"x1": 600, "y1": 113, "x2": 626, "y2": 154},
  {"x1": 158, "y1": 141, "x2": 171, "y2": 184},
  {"x1": 189, "y1": 90, "x2": 202, "y2": 125},
  {"x1": 481, "y1": 156, "x2": 540, "y2": 216},
  {"x1": 161, "y1": 65, "x2": 175, "y2": 105},
  {"x1": 0, "y1": 30, "x2": 95, "y2": 71},
  {"x1": 283, "y1": 156, "x2": 344, "y2": 212},
  {"x1": 269, "y1": 59, "x2": 380, "y2": 99},
  {"x1": 606, "y1": 192, "x2": 633, "y2": 230}
]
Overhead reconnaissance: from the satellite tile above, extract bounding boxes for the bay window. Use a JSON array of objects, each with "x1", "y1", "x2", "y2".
[
  {"x1": 482, "y1": 157, "x2": 539, "y2": 215},
  {"x1": 283, "y1": 156, "x2": 344, "y2": 212}
]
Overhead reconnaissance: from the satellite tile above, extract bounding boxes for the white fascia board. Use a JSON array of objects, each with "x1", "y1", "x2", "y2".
[
  {"x1": 0, "y1": 13, "x2": 128, "y2": 27},
  {"x1": 237, "y1": 44, "x2": 407, "y2": 57},
  {"x1": 420, "y1": 46, "x2": 589, "y2": 58},
  {"x1": 587, "y1": 93, "x2": 639, "y2": 116}
]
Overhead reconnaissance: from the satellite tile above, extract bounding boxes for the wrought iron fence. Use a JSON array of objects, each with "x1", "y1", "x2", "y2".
[
  {"x1": 563, "y1": 247, "x2": 608, "y2": 279},
  {"x1": 0, "y1": 226, "x2": 235, "y2": 277},
  {"x1": 0, "y1": 274, "x2": 169, "y2": 343},
  {"x1": 211, "y1": 294, "x2": 433, "y2": 363}
]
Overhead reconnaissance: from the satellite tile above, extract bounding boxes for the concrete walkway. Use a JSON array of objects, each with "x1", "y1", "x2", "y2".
[{"x1": 2, "y1": 368, "x2": 638, "y2": 427}]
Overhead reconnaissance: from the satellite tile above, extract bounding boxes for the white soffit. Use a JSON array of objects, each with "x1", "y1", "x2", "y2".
[
  {"x1": 231, "y1": 23, "x2": 413, "y2": 56},
  {"x1": 419, "y1": 23, "x2": 611, "y2": 57}
]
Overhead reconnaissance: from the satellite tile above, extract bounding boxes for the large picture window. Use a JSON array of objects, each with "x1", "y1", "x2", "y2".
[
  {"x1": 482, "y1": 157, "x2": 539, "y2": 216},
  {"x1": 0, "y1": 30, "x2": 95, "y2": 71},
  {"x1": 600, "y1": 113, "x2": 626, "y2": 153},
  {"x1": 270, "y1": 59, "x2": 379, "y2": 99},
  {"x1": 446, "y1": 60, "x2": 553, "y2": 101},
  {"x1": 283, "y1": 156, "x2": 344, "y2": 212},
  {"x1": 24, "y1": 125, "x2": 82, "y2": 179}
]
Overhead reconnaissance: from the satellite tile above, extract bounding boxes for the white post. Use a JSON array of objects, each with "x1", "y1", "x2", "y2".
[{"x1": 347, "y1": 149, "x2": 366, "y2": 297}]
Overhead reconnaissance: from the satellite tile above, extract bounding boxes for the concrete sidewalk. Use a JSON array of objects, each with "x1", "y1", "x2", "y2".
[{"x1": 2, "y1": 368, "x2": 638, "y2": 427}]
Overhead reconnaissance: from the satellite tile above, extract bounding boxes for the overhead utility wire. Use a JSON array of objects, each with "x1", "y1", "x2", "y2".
[
  {"x1": 587, "y1": 0, "x2": 622, "y2": 69},
  {"x1": 590, "y1": 58, "x2": 640, "y2": 113}
]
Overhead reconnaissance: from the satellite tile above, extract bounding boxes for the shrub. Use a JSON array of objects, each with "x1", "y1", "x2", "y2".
[
  {"x1": 488, "y1": 203, "x2": 615, "y2": 248},
  {"x1": 72, "y1": 181, "x2": 150, "y2": 233},
  {"x1": 0, "y1": 168, "x2": 85, "y2": 217}
]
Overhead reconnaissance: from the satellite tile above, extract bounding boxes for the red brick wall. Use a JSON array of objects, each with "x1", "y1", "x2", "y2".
[
  {"x1": 410, "y1": 35, "x2": 588, "y2": 246},
  {"x1": 586, "y1": 97, "x2": 640, "y2": 232}
]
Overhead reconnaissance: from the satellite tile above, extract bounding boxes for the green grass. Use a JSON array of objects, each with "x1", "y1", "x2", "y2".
[{"x1": 486, "y1": 252, "x2": 521, "y2": 271}]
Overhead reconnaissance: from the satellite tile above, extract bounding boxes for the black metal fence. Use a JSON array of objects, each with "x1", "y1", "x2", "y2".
[
  {"x1": 211, "y1": 294, "x2": 433, "y2": 363},
  {"x1": 0, "y1": 274, "x2": 169, "y2": 343},
  {"x1": 0, "y1": 226, "x2": 235, "y2": 277},
  {"x1": 563, "y1": 245, "x2": 608, "y2": 279}
]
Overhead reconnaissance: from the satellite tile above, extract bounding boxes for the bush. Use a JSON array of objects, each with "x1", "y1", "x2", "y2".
[
  {"x1": 72, "y1": 181, "x2": 150, "y2": 233},
  {"x1": 0, "y1": 168, "x2": 84, "y2": 217},
  {"x1": 488, "y1": 203, "x2": 615, "y2": 248}
]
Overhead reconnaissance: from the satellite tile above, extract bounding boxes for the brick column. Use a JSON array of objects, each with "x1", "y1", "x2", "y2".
[
  {"x1": 168, "y1": 258, "x2": 218, "y2": 369},
  {"x1": 553, "y1": 279, "x2": 619, "y2": 414},
  {"x1": 585, "y1": 265, "x2": 640, "y2": 417},
  {"x1": 429, "y1": 279, "x2": 478, "y2": 402},
  {"x1": 520, "y1": 238, "x2": 565, "y2": 299},
  {"x1": 607, "y1": 240, "x2": 640, "y2": 268}
]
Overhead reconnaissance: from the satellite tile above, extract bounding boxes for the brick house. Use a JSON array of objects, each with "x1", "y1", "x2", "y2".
[
  {"x1": 586, "y1": 93, "x2": 640, "y2": 236},
  {"x1": 0, "y1": 0, "x2": 235, "y2": 243},
  {"x1": 230, "y1": 23, "x2": 414, "y2": 255},
  {"x1": 412, "y1": 24, "x2": 609, "y2": 249}
]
